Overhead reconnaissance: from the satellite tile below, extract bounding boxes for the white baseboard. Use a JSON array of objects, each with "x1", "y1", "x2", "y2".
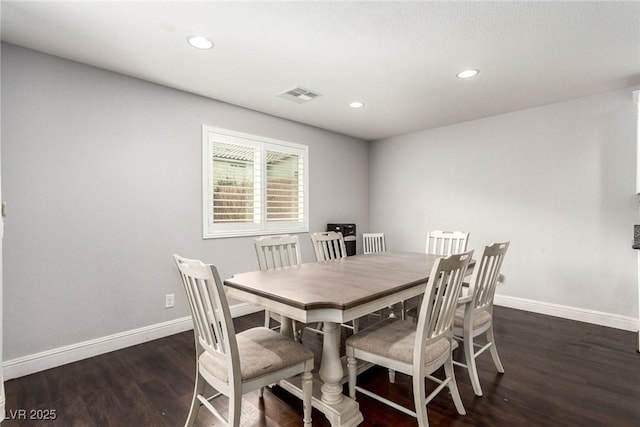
[
  {"x1": 494, "y1": 294, "x2": 639, "y2": 332},
  {"x1": 2, "y1": 302, "x2": 262, "y2": 381},
  {"x1": 230, "y1": 302, "x2": 264, "y2": 318}
]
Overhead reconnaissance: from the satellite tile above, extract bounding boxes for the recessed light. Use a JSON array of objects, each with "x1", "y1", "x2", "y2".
[
  {"x1": 456, "y1": 69, "x2": 479, "y2": 79},
  {"x1": 349, "y1": 101, "x2": 364, "y2": 108},
  {"x1": 187, "y1": 36, "x2": 214, "y2": 50}
]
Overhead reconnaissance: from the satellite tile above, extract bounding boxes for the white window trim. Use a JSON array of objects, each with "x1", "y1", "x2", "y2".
[{"x1": 202, "y1": 125, "x2": 309, "y2": 239}]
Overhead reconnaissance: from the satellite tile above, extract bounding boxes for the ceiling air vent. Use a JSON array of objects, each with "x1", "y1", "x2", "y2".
[{"x1": 278, "y1": 86, "x2": 321, "y2": 104}]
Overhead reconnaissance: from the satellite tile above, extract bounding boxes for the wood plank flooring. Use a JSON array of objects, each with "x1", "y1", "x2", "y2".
[{"x1": 4, "y1": 306, "x2": 639, "y2": 426}]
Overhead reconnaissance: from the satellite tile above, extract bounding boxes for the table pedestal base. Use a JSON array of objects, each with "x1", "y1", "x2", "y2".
[{"x1": 279, "y1": 376, "x2": 363, "y2": 427}]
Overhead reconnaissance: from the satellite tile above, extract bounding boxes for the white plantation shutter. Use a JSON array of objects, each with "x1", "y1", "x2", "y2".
[
  {"x1": 266, "y1": 148, "x2": 303, "y2": 223},
  {"x1": 211, "y1": 141, "x2": 261, "y2": 224},
  {"x1": 203, "y1": 126, "x2": 308, "y2": 238}
]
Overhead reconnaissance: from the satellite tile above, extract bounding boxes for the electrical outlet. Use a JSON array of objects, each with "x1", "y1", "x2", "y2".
[{"x1": 165, "y1": 293, "x2": 175, "y2": 309}]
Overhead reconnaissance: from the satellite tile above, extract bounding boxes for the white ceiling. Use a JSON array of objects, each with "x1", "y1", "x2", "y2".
[{"x1": 1, "y1": 1, "x2": 639, "y2": 141}]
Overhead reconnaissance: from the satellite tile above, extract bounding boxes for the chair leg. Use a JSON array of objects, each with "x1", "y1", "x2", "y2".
[
  {"x1": 487, "y1": 325, "x2": 505, "y2": 373},
  {"x1": 301, "y1": 369, "x2": 313, "y2": 427},
  {"x1": 229, "y1": 388, "x2": 243, "y2": 427},
  {"x1": 444, "y1": 355, "x2": 466, "y2": 415},
  {"x1": 293, "y1": 320, "x2": 302, "y2": 342},
  {"x1": 464, "y1": 331, "x2": 483, "y2": 396},
  {"x1": 352, "y1": 318, "x2": 359, "y2": 333},
  {"x1": 184, "y1": 372, "x2": 205, "y2": 427},
  {"x1": 381, "y1": 306, "x2": 391, "y2": 318},
  {"x1": 412, "y1": 371, "x2": 429, "y2": 427},
  {"x1": 346, "y1": 355, "x2": 358, "y2": 398},
  {"x1": 409, "y1": 297, "x2": 421, "y2": 324},
  {"x1": 264, "y1": 310, "x2": 271, "y2": 328},
  {"x1": 388, "y1": 369, "x2": 395, "y2": 383}
]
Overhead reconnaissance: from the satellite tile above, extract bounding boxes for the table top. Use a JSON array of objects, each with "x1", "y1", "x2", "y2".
[{"x1": 224, "y1": 251, "x2": 442, "y2": 311}]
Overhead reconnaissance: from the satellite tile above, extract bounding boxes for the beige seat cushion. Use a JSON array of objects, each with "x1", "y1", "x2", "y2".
[
  {"x1": 346, "y1": 318, "x2": 453, "y2": 368},
  {"x1": 453, "y1": 306, "x2": 491, "y2": 330},
  {"x1": 199, "y1": 327, "x2": 313, "y2": 383}
]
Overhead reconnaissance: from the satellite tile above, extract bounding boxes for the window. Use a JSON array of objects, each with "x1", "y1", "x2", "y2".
[{"x1": 202, "y1": 125, "x2": 309, "y2": 238}]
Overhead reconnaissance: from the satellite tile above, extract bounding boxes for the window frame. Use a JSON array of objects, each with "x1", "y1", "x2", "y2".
[{"x1": 202, "y1": 125, "x2": 309, "y2": 239}]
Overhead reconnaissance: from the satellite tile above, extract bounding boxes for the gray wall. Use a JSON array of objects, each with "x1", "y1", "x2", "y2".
[
  {"x1": 1, "y1": 44, "x2": 369, "y2": 360},
  {"x1": 369, "y1": 87, "x2": 638, "y2": 318}
]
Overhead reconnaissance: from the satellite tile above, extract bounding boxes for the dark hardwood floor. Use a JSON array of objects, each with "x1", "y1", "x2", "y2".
[{"x1": 4, "y1": 306, "x2": 639, "y2": 426}]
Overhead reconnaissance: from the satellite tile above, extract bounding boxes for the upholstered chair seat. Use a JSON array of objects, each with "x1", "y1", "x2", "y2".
[{"x1": 199, "y1": 327, "x2": 314, "y2": 383}]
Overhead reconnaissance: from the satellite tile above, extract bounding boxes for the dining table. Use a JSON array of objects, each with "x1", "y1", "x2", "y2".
[{"x1": 224, "y1": 251, "x2": 457, "y2": 427}]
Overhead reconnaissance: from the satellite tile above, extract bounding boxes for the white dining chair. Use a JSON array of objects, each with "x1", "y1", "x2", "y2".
[
  {"x1": 310, "y1": 231, "x2": 348, "y2": 260},
  {"x1": 362, "y1": 232, "x2": 398, "y2": 319},
  {"x1": 173, "y1": 254, "x2": 314, "y2": 427},
  {"x1": 310, "y1": 231, "x2": 358, "y2": 332},
  {"x1": 346, "y1": 251, "x2": 473, "y2": 427},
  {"x1": 453, "y1": 241, "x2": 509, "y2": 396},
  {"x1": 254, "y1": 235, "x2": 315, "y2": 340},
  {"x1": 406, "y1": 230, "x2": 471, "y2": 320},
  {"x1": 255, "y1": 234, "x2": 302, "y2": 271},
  {"x1": 362, "y1": 232, "x2": 386, "y2": 254},
  {"x1": 426, "y1": 230, "x2": 470, "y2": 256}
]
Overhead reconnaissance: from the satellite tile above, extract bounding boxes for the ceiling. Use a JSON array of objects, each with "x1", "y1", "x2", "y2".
[{"x1": 1, "y1": 1, "x2": 639, "y2": 141}]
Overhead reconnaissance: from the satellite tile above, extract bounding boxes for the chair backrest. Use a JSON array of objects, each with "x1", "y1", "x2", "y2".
[
  {"x1": 310, "y1": 231, "x2": 347, "y2": 261},
  {"x1": 426, "y1": 230, "x2": 470, "y2": 256},
  {"x1": 254, "y1": 235, "x2": 302, "y2": 270},
  {"x1": 362, "y1": 232, "x2": 386, "y2": 254},
  {"x1": 173, "y1": 255, "x2": 240, "y2": 386},
  {"x1": 468, "y1": 241, "x2": 509, "y2": 313},
  {"x1": 414, "y1": 250, "x2": 473, "y2": 368}
]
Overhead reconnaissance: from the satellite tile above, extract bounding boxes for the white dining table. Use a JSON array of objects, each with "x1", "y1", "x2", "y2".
[{"x1": 224, "y1": 251, "x2": 446, "y2": 427}]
